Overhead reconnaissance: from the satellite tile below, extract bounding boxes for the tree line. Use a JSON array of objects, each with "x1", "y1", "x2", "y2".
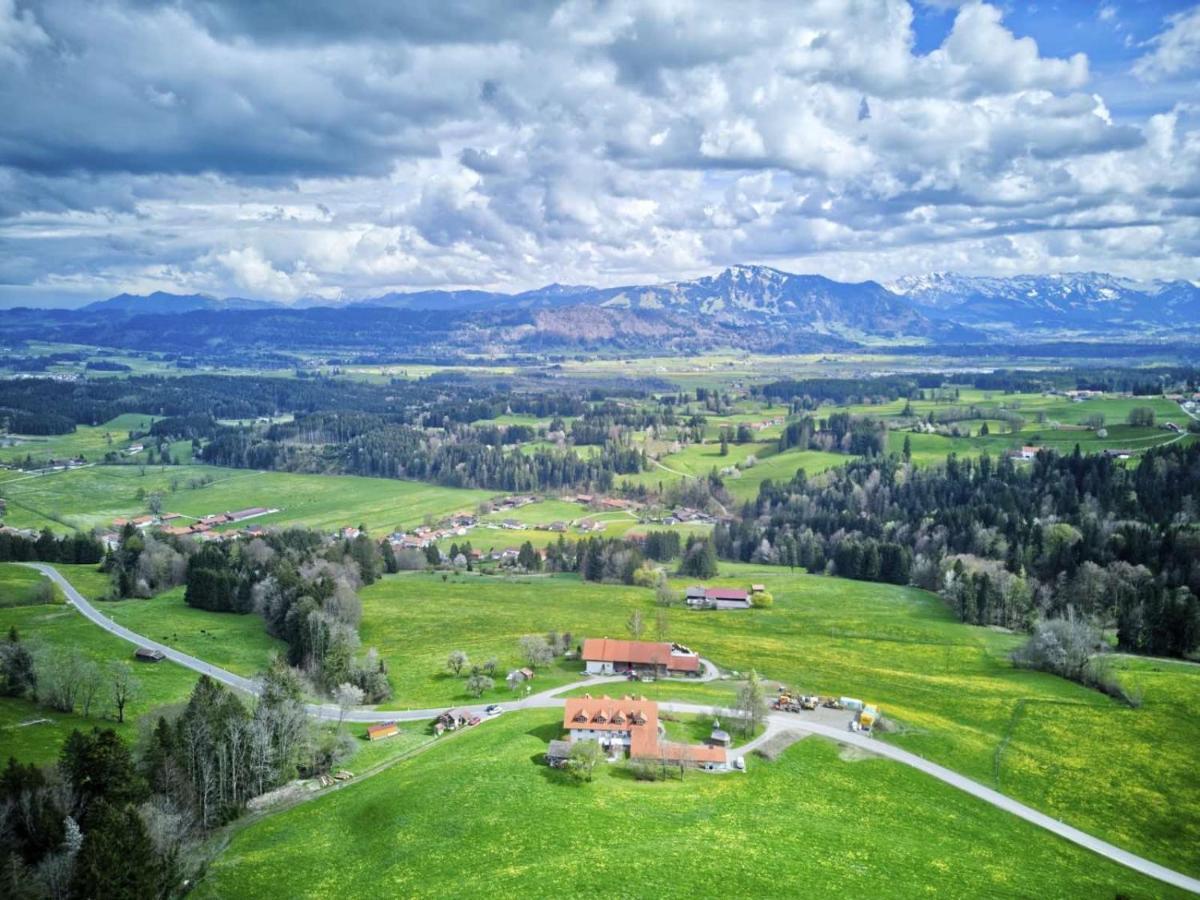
[
  {"x1": 0, "y1": 664, "x2": 322, "y2": 898},
  {"x1": 105, "y1": 528, "x2": 392, "y2": 702},
  {"x1": 717, "y1": 443, "x2": 1200, "y2": 658}
]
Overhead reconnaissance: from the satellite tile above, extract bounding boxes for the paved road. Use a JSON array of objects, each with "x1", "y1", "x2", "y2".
[
  {"x1": 27, "y1": 563, "x2": 1200, "y2": 895},
  {"x1": 26, "y1": 563, "x2": 711, "y2": 723}
]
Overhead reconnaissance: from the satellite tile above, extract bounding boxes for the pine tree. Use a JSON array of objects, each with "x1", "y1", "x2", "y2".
[{"x1": 69, "y1": 801, "x2": 160, "y2": 900}]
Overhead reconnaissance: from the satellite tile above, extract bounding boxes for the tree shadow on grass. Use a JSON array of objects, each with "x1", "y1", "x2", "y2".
[{"x1": 525, "y1": 720, "x2": 563, "y2": 743}]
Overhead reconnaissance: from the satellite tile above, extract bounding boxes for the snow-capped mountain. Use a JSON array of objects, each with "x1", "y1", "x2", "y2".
[{"x1": 887, "y1": 272, "x2": 1200, "y2": 330}]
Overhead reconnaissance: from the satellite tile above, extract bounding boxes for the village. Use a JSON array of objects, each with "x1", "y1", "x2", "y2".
[{"x1": 87, "y1": 490, "x2": 727, "y2": 568}]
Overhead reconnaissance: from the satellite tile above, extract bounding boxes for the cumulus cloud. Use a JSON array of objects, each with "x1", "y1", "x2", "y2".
[
  {"x1": 1134, "y1": 6, "x2": 1200, "y2": 80},
  {"x1": 0, "y1": 0, "x2": 1197, "y2": 307}
]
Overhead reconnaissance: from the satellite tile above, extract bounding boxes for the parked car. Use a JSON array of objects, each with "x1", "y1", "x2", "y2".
[
  {"x1": 485, "y1": 704, "x2": 504, "y2": 716},
  {"x1": 467, "y1": 715, "x2": 482, "y2": 726}
]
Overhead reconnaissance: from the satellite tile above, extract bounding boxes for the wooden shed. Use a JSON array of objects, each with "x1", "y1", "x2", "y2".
[{"x1": 367, "y1": 722, "x2": 399, "y2": 742}]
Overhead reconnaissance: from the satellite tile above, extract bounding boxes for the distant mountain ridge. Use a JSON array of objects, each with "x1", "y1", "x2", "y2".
[
  {"x1": 84, "y1": 291, "x2": 277, "y2": 314},
  {"x1": 69, "y1": 266, "x2": 1200, "y2": 344}
]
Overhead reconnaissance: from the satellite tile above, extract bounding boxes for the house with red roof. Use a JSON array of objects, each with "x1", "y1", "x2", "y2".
[
  {"x1": 559, "y1": 694, "x2": 729, "y2": 771},
  {"x1": 581, "y1": 638, "x2": 700, "y2": 677}
]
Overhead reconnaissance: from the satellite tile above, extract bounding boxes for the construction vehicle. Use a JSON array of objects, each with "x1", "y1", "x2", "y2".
[
  {"x1": 857, "y1": 705, "x2": 879, "y2": 732},
  {"x1": 822, "y1": 697, "x2": 843, "y2": 710},
  {"x1": 799, "y1": 695, "x2": 819, "y2": 710}
]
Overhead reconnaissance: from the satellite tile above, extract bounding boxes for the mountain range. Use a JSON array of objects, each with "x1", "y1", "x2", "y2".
[
  {"x1": 76, "y1": 267, "x2": 1200, "y2": 336},
  {"x1": 886, "y1": 272, "x2": 1200, "y2": 331},
  {"x1": 0, "y1": 266, "x2": 1191, "y2": 360}
]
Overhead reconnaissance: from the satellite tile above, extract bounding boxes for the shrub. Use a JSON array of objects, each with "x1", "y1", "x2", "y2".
[{"x1": 1012, "y1": 617, "x2": 1134, "y2": 705}]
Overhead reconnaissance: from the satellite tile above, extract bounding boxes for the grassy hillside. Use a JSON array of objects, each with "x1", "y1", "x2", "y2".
[
  {"x1": 356, "y1": 566, "x2": 1200, "y2": 876},
  {"x1": 100, "y1": 585, "x2": 285, "y2": 677},
  {"x1": 194, "y1": 709, "x2": 1183, "y2": 900},
  {"x1": 0, "y1": 600, "x2": 201, "y2": 763},
  {"x1": 0, "y1": 464, "x2": 494, "y2": 533},
  {"x1": 0, "y1": 412, "x2": 161, "y2": 464},
  {"x1": 0, "y1": 562, "x2": 59, "y2": 607}
]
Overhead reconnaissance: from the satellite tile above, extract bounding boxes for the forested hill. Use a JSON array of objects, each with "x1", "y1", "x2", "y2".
[{"x1": 717, "y1": 443, "x2": 1200, "y2": 659}]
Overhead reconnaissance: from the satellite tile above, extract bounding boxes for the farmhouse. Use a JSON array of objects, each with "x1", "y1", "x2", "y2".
[
  {"x1": 561, "y1": 694, "x2": 729, "y2": 770},
  {"x1": 435, "y1": 709, "x2": 473, "y2": 733},
  {"x1": 581, "y1": 638, "x2": 700, "y2": 677},
  {"x1": 685, "y1": 586, "x2": 751, "y2": 610},
  {"x1": 563, "y1": 694, "x2": 658, "y2": 756}
]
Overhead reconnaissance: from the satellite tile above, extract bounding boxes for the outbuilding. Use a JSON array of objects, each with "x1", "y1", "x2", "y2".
[
  {"x1": 546, "y1": 740, "x2": 572, "y2": 768},
  {"x1": 367, "y1": 722, "x2": 399, "y2": 742}
]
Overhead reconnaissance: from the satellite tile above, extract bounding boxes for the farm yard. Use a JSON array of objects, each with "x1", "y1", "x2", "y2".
[
  {"x1": 194, "y1": 708, "x2": 1184, "y2": 900},
  {"x1": 355, "y1": 565, "x2": 1200, "y2": 878}
]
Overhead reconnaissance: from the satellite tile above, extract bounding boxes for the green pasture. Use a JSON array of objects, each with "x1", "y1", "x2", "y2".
[
  {"x1": 194, "y1": 708, "x2": 1182, "y2": 900},
  {"x1": 0, "y1": 562, "x2": 59, "y2": 607},
  {"x1": 0, "y1": 599, "x2": 201, "y2": 763},
  {"x1": 0, "y1": 463, "x2": 495, "y2": 534},
  {"x1": 0, "y1": 413, "x2": 160, "y2": 464},
  {"x1": 356, "y1": 566, "x2": 1200, "y2": 876},
  {"x1": 99, "y1": 585, "x2": 285, "y2": 678}
]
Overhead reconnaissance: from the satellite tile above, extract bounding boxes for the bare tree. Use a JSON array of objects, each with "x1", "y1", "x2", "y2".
[
  {"x1": 107, "y1": 661, "x2": 140, "y2": 723},
  {"x1": 518, "y1": 635, "x2": 553, "y2": 668},
  {"x1": 465, "y1": 674, "x2": 494, "y2": 698},
  {"x1": 446, "y1": 649, "x2": 470, "y2": 676},
  {"x1": 655, "y1": 608, "x2": 669, "y2": 642},
  {"x1": 734, "y1": 670, "x2": 768, "y2": 737},
  {"x1": 655, "y1": 583, "x2": 678, "y2": 607},
  {"x1": 333, "y1": 682, "x2": 364, "y2": 732},
  {"x1": 626, "y1": 609, "x2": 645, "y2": 641},
  {"x1": 37, "y1": 648, "x2": 86, "y2": 713}
]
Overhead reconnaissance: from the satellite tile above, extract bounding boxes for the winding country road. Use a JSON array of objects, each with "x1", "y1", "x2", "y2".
[{"x1": 25, "y1": 563, "x2": 1200, "y2": 895}]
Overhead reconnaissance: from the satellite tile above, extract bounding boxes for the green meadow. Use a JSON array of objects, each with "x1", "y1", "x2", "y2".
[
  {"x1": 0, "y1": 463, "x2": 494, "y2": 534},
  {"x1": 194, "y1": 709, "x2": 1183, "y2": 900},
  {"x1": 100, "y1": 585, "x2": 285, "y2": 677},
  {"x1": 0, "y1": 412, "x2": 160, "y2": 464},
  {"x1": 0, "y1": 599, "x2": 201, "y2": 763},
  {"x1": 0, "y1": 562, "x2": 59, "y2": 607},
  {"x1": 356, "y1": 566, "x2": 1200, "y2": 876}
]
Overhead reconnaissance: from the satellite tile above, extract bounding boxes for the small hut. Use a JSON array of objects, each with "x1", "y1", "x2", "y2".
[
  {"x1": 546, "y1": 740, "x2": 572, "y2": 768},
  {"x1": 367, "y1": 722, "x2": 399, "y2": 742}
]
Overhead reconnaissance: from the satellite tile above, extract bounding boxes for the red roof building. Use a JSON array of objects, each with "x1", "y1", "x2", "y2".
[
  {"x1": 561, "y1": 694, "x2": 728, "y2": 769},
  {"x1": 581, "y1": 638, "x2": 701, "y2": 676}
]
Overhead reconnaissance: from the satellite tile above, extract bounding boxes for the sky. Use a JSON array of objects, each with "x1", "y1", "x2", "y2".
[{"x1": 0, "y1": 0, "x2": 1198, "y2": 308}]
